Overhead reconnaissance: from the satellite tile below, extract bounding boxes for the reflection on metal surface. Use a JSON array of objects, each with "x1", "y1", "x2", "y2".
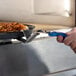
[{"x1": 45, "y1": 69, "x2": 76, "y2": 76}]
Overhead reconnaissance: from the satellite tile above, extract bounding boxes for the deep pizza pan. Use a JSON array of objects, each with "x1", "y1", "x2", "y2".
[{"x1": 0, "y1": 24, "x2": 35, "y2": 40}]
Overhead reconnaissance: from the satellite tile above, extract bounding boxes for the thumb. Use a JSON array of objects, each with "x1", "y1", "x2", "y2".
[
  {"x1": 66, "y1": 28, "x2": 76, "y2": 35},
  {"x1": 66, "y1": 31, "x2": 73, "y2": 35}
]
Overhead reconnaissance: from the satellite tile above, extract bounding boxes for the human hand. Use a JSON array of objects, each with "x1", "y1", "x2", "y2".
[{"x1": 57, "y1": 28, "x2": 76, "y2": 53}]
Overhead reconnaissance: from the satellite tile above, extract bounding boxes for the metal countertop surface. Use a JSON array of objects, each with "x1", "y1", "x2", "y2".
[{"x1": 0, "y1": 37, "x2": 76, "y2": 76}]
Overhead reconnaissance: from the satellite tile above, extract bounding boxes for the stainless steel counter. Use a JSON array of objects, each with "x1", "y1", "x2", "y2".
[
  {"x1": 45, "y1": 69, "x2": 76, "y2": 76},
  {"x1": 0, "y1": 37, "x2": 76, "y2": 76}
]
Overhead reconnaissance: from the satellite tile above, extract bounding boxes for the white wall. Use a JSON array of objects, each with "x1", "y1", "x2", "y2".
[{"x1": 0, "y1": 0, "x2": 75, "y2": 26}]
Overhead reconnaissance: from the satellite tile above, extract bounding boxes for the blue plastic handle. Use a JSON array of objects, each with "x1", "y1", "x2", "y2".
[{"x1": 48, "y1": 32, "x2": 67, "y2": 37}]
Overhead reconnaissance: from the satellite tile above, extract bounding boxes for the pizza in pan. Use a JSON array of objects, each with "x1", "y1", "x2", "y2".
[{"x1": 0, "y1": 22, "x2": 28, "y2": 32}]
